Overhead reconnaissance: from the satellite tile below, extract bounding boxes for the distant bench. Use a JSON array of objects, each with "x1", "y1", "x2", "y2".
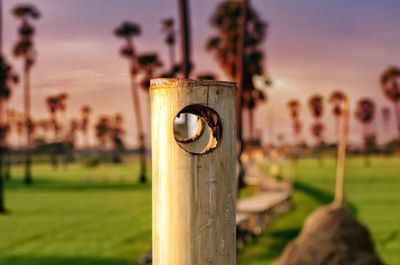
[{"x1": 236, "y1": 190, "x2": 292, "y2": 234}]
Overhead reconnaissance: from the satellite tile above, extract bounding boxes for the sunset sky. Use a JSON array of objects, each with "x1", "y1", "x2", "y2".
[{"x1": 3, "y1": 0, "x2": 400, "y2": 147}]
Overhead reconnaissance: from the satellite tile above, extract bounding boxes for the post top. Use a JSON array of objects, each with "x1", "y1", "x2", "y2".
[{"x1": 150, "y1": 78, "x2": 236, "y2": 91}]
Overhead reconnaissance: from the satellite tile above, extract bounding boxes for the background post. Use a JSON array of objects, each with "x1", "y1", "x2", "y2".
[{"x1": 334, "y1": 99, "x2": 349, "y2": 206}]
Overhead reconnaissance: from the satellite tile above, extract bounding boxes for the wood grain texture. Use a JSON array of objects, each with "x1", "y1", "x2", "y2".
[{"x1": 150, "y1": 78, "x2": 237, "y2": 265}]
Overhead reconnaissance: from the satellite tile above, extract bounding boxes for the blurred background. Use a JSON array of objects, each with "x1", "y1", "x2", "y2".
[{"x1": 0, "y1": 0, "x2": 399, "y2": 265}]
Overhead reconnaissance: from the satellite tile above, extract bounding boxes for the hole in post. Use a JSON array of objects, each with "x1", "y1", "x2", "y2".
[{"x1": 173, "y1": 105, "x2": 222, "y2": 155}]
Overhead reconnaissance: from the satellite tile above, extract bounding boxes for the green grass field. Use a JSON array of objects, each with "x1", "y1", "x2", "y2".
[{"x1": 0, "y1": 156, "x2": 399, "y2": 265}]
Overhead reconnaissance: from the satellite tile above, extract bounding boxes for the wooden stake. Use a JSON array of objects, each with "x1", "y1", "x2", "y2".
[
  {"x1": 150, "y1": 78, "x2": 237, "y2": 265},
  {"x1": 334, "y1": 99, "x2": 349, "y2": 206}
]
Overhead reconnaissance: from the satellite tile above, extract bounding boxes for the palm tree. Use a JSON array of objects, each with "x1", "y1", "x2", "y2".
[
  {"x1": 64, "y1": 118, "x2": 79, "y2": 163},
  {"x1": 137, "y1": 52, "x2": 163, "y2": 181},
  {"x1": 308, "y1": 94, "x2": 324, "y2": 165},
  {"x1": 293, "y1": 120, "x2": 302, "y2": 143},
  {"x1": 4, "y1": 108, "x2": 17, "y2": 181},
  {"x1": 178, "y1": 0, "x2": 192, "y2": 78},
  {"x1": 46, "y1": 93, "x2": 68, "y2": 141},
  {"x1": 110, "y1": 113, "x2": 125, "y2": 163},
  {"x1": 15, "y1": 120, "x2": 23, "y2": 146},
  {"x1": 380, "y1": 66, "x2": 400, "y2": 142},
  {"x1": 355, "y1": 98, "x2": 375, "y2": 166},
  {"x1": 161, "y1": 18, "x2": 176, "y2": 69},
  {"x1": 114, "y1": 21, "x2": 148, "y2": 183},
  {"x1": 381, "y1": 107, "x2": 391, "y2": 155},
  {"x1": 207, "y1": 0, "x2": 267, "y2": 190},
  {"x1": 287, "y1": 99, "x2": 302, "y2": 144},
  {"x1": 0, "y1": 0, "x2": 3, "y2": 52},
  {"x1": 308, "y1": 95, "x2": 324, "y2": 120},
  {"x1": 38, "y1": 119, "x2": 51, "y2": 141},
  {"x1": 58, "y1": 93, "x2": 68, "y2": 131},
  {"x1": 310, "y1": 122, "x2": 325, "y2": 143},
  {"x1": 68, "y1": 119, "x2": 79, "y2": 143},
  {"x1": 95, "y1": 117, "x2": 109, "y2": 148},
  {"x1": 207, "y1": 1, "x2": 268, "y2": 140},
  {"x1": 287, "y1": 100, "x2": 300, "y2": 120},
  {"x1": 94, "y1": 114, "x2": 126, "y2": 163},
  {"x1": 0, "y1": 56, "x2": 18, "y2": 213},
  {"x1": 46, "y1": 93, "x2": 68, "y2": 169},
  {"x1": 137, "y1": 52, "x2": 163, "y2": 92},
  {"x1": 80, "y1": 105, "x2": 91, "y2": 148},
  {"x1": 95, "y1": 116, "x2": 110, "y2": 160},
  {"x1": 12, "y1": 4, "x2": 40, "y2": 184},
  {"x1": 382, "y1": 106, "x2": 390, "y2": 138},
  {"x1": 329, "y1": 90, "x2": 347, "y2": 142}
]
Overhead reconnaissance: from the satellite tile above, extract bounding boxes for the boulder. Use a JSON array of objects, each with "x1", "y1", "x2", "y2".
[{"x1": 273, "y1": 205, "x2": 384, "y2": 265}]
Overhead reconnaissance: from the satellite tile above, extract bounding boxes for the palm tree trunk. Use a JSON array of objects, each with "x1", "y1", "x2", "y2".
[
  {"x1": 0, "y1": 0, "x2": 2, "y2": 53},
  {"x1": 4, "y1": 155, "x2": 10, "y2": 181},
  {"x1": 0, "y1": 155, "x2": 5, "y2": 213},
  {"x1": 3, "y1": 101, "x2": 12, "y2": 181},
  {"x1": 83, "y1": 125, "x2": 89, "y2": 150},
  {"x1": 0, "y1": 100, "x2": 5, "y2": 213},
  {"x1": 235, "y1": 0, "x2": 248, "y2": 192},
  {"x1": 291, "y1": 122, "x2": 299, "y2": 165},
  {"x1": 18, "y1": 132, "x2": 22, "y2": 148},
  {"x1": 249, "y1": 107, "x2": 254, "y2": 140},
  {"x1": 236, "y1": 0, "x2": 247, "y2": 143},
  {"x1": 177, "y1": 0, "x2": 192, "y2": 177},
  {"x1": 0, "y1": 75, "x2": 4, "y2": 211},
  {"x1": 178, "y1": 0, "x2": 191, "y2": 78},
  {"x1": 85, "y1": 131, "x2": 89, "y2": 149},
  {"x1": 268, "y1": 108, "x2": 274, "y2": 146},
  {"x1": 130, "y1": 73, "x2": 146, "y2": 183},
  {"x1": 138, "y1": 135, "x2": 146, "y2": 183},
  {"x1": 363, "y1": 125, "x2": 370, "y2": 167},
  {"x1": 24, "y1": 67, "x2": 32, "y2": 185},
  {"x1": 51, "y1": 115, "x2": 58, "y2": 170},
  {"x1": 318, "y1": 139, "x2": 324, "y2": 167},
  {"x1": 124, "y1": 36, "x2": 147, "y2": 183},
  {"x1": 334, "y1": 116, "x2": 339, "y2": 145},
  {"x1": 168, "y1": 44, "x2": 175, "y2": 70},
  {"x1": 395, "y1": 103, "x2": 400, "y2": 146},
  {"x1": 249, "y1": 108, "x2": 254, "y2": 140},
  {"x1": 0, "y1": 0, "x2": 5, "y2": 212}
]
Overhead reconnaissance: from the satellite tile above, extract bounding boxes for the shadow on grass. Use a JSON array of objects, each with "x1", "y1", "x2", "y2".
[
  {"x1": 295, "y1": 180, "x2": 333, "y2": 204},
  {"x1": 238, "y1": 226, "x2": 301, "y2": 264},
  {"x1": 295, "y1": 180, "x2": 358, "y2": 214},
  {"x1": 266, "y1": 227, "x2": 301, "y2": 257},
  {"x1": 0, "y1": 255, "x2": 135, "y2": 265},
  {"x1": 267, "y1": 227, "x2": 301, "y2": 255}
]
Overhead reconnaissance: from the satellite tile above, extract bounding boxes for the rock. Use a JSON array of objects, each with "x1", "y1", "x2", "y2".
[{"x1": 273, "y1": 205, "x2": 384, "y2": 265}]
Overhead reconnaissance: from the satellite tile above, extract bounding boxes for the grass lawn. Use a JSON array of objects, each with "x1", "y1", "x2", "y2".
[
  {"x1": 1, "y1": 156, "x2": 399, "y2": 265},
  {"x1": 238, "y1": 156, "x2": 400, "y2": 265}
]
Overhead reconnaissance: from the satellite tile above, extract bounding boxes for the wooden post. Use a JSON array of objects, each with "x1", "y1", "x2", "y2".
[
  {"x1": 150, "y1": 78, "x2": 237, "y2": 265},
  {"x1": 334, "y1": 99, "x2": 349, "y2": 206}
]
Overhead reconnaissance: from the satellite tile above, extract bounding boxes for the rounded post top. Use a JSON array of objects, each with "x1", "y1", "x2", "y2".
[{"x1": 150, "y1": 78, "x2": 237, "y2": 91}]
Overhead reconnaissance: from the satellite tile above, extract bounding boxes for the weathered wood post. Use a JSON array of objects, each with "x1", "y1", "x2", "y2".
[{"x1": 150, "y1": 78, "x2": 237, "y2": 265}]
